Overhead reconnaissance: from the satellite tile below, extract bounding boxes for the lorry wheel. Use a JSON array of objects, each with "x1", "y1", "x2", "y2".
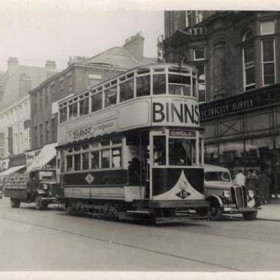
[
  {"x1": 243, "y1": 211, "x2": 257, "y2": 221},
  {"x1": 10, "y1": 198, "x2": 21, "y2": 208},
  {"x1": 209, "y1": 201, "x2": 223, "y2": 221},
  {"x1": 35, "y1": 195, "x2": 46, "y2": 210}
]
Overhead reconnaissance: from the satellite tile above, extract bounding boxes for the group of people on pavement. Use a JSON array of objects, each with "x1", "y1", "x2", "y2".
[{"x1": 234, "y1": 169, "x2": 271, "y2": 205}]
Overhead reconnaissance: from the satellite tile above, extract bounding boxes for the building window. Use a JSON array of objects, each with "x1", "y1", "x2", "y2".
[
  {"x1": 195, "y1": 64, "x2": 206, "y2": 102},
  {"x1": 67, "y1": 74, "x2": 73, "y2": 93},
  {"x1": 40, "y1": 124, "x2": 43, "y2": 146},
  {"x1": 34, "y1": 126, "x2": 37, "y2": 148},
  {"x1": 45, "y1": 86, "x2": 49, "y2": 105},
  {"x1": 262, "y1": 39, "x2": 275, "y2": 85},
  {"x1": 45, "y1": 121, "x2": 49, "y2": 143},
  {"x1": 260, "y1": 20, "x2": 275, "y2": 35},
  {"x1": 242, "y1": 30, "x2": 255, "y2": 91},
  {"x1": 193, "y1": 48, "x2": 205, "y2": 61}
]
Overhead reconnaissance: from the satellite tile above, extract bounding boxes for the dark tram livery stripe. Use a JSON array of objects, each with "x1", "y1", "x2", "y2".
[
  {"x1": 63, "y1": 170, "x2": 128, "y2": 186},
  {"x1": 152, "y1": 168, "x2": 204, "y2": 196}
]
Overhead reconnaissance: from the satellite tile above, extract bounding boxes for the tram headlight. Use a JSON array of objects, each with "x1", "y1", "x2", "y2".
[
  {"x1": 43, "y1": 184, "x2": 48, "y2": 190},
  {"x1": 223, "y1": 190, "x2": 231, "y2": 198},
  {"x1": 248, "y1": 190, "x2": 254, "y2": 198}
]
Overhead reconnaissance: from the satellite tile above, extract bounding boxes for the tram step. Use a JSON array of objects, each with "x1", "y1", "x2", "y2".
[{"x1": 126, "y1": 210, "x2": 152, "y2": 215}]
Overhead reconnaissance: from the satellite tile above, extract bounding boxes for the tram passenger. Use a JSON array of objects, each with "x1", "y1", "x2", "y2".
[{"x1": 128, "y1": 157, "x2": 141, "y2": 186}]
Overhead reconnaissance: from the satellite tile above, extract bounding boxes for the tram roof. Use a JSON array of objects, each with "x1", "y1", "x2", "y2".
[{"x1": 57, "y1": 63, "x2": 197, "y2": 106}]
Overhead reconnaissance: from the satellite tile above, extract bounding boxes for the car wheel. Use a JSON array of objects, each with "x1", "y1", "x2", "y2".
[
  {"x1": 209, "y1": 201, "x2": 223, "y2": 221},
  {"x1": 10, "y1": 198, "x2": 21, "y2": 208},
  {"x1": 243, "y1": 211, "x2": 257, "y2": 221}
]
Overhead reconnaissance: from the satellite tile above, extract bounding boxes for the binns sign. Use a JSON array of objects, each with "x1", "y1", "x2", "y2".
[{"x1": 152, "y1": 98, "x2": 200, "y2": 128}]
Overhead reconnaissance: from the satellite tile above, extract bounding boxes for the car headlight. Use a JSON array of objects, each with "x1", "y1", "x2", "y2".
[
  {"x1": 43, "y1": 184, "x2": 48, "y2": 190},
  {"x1": 223, "y1": 190, "x2": 231, "y2": 198},
  {"x1": 248, "y1": 190, "x2": 254, "y2": 198}
]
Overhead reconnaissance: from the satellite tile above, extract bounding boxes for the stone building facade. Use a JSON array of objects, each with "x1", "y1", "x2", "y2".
[{"x1": 163, "y1": 11, "x2": 280, "y2": 196}]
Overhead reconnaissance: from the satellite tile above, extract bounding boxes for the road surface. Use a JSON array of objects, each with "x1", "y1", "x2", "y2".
[{"x1": 0, "y1": 198, "x2": 279, "y2": 271}]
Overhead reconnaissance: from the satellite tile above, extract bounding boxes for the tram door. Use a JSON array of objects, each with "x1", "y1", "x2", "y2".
[{"x1": 126, "y1": 132, "x2": 150, "y2": 198}]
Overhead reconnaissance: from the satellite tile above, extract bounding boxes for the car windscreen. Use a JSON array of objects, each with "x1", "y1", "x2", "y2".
[{"x1": 205, "y1": 171, "x2": 231, "y2": 182}]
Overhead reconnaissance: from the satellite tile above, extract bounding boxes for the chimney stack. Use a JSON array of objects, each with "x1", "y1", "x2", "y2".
[
  {"x1": 7, "y1": 57, "x2": 19, "y2": 75},
  {"x1": 123, "y1": 32, "x2": 144, "y2": 62},
  {"x1": 45, "y1": 60, "x2": 56, "y2": 71}
]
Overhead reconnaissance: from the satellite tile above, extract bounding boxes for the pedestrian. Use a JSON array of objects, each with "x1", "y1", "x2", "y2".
[{"x1": 234, "y1": 169, "x2": 246, "y2": 187}]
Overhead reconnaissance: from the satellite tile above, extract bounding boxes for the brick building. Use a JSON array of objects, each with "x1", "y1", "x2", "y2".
[
  {"x1": 0, "y1": 58, "x2": 56, "y2": 172},
  {"x1": 163, "y1": 11, "x2": 280, "y2": 196}
]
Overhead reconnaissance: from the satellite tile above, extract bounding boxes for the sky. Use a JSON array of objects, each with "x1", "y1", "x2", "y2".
[{"x1": 0, "y1": 0, "x2": 280, "y2": 71}]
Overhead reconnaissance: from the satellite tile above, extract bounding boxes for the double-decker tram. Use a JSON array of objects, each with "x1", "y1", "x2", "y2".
[{"x1": 56, "y1": 63, "x2": 209, "y2": 223}]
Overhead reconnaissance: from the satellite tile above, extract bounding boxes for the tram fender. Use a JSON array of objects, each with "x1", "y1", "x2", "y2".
[{"x1": 206, "y1": 195, "x2": 223, "y2": 207}]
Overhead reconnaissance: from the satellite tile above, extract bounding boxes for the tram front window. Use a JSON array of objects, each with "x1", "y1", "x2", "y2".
[{"x1": 169, "y1": 139, "x2": 193, "y2": 166}]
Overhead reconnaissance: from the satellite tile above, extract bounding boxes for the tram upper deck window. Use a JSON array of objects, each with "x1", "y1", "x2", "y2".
[
  {"x1": 105, "y1": 86, "x2": 117, "y2": 108},
  {"x1": 136, "y1": 75, "x2": 150, "y2": 97},
  {"x1": 79, "y1": 98, "x2": 89, "y2": 116},
  {"x1": 60, "y1": 107, "x2": 67, "y2": 123},
  {"x1": 153, "y1": 74, "x2": 166, "y2": 95},
  {"x1": 168, "y1": 74, "x2": 191, "y2": 96},
  {"x1": 91, "y1": 92, "x2": 102, "y2": 112},
  {"x1": 153, "y1": 136, "x2": 166, "y2": 166},
  {"x1": 120, "y1": 79, "x2": 134, "y2": 102},
  {"x1": 69, "y1": 102, "x2": 78, "y2": 120},
  {"x1": 169, "y1": 139, "x2": 193, "y2": 166}
]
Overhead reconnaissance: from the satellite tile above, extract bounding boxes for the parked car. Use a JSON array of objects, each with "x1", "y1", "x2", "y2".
[{"x1": 204, "y1": 164, "x2": 258, "y2": 221}]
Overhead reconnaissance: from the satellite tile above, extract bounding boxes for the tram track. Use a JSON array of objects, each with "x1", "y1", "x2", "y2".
[{"x1": 0, "y1": 214, "x2": 242, "y2": 271}]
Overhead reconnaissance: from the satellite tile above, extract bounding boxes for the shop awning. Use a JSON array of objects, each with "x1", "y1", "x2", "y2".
[
  {"x1": 0, "y1": 164, "x2": 26, "y2": 177},
  {"x1": 26, "y1": 142, "x2": 57, "y2": 172}
]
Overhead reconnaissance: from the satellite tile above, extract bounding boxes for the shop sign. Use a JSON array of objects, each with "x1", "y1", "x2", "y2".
[{"x1": 200, "y1": 98, "x2": 254, "y2": 120}]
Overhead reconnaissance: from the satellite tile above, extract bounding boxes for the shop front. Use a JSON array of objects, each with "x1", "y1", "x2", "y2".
[{"x1": 200, "y1": 84, "x2": 280, "y2": 198}]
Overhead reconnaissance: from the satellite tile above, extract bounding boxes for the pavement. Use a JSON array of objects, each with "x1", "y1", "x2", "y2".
[{"x1": 258, "y1": 202, "x2": 280, "y2": 221}]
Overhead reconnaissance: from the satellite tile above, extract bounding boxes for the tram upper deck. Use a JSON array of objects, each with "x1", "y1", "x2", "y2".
[{"x1": 57, "y1": 63, "x2": 200, "y2": 146}]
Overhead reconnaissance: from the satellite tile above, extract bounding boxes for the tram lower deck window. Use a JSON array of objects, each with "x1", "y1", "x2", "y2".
[
  {"x1": 91, "y1": 151, "x2": 100, "y2": 169},
  {"x1": 153, "y1": 136, "x2": 166, "y2": 166},
  {"x1": 66, "y1": 155, "x2": 73, "y2": 171},
  {"x1": 82, "y1": 153, "x2": 89, "y2": 170},
  {"x1": 74, "y1": 154, "x2": 81, "y2": 171},
  {"x1": 101, "y1": 149, "x2": 110, "y2": 168}
]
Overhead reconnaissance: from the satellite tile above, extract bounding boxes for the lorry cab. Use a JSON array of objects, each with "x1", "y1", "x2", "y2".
[{"x1": 204, "y1": 164, "x2": 258, "y2": 221}]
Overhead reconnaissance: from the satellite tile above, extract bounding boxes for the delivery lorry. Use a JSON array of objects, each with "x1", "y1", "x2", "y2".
[{"x1": 3, "y1": 169, "x2": 60, "y2": 210}]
